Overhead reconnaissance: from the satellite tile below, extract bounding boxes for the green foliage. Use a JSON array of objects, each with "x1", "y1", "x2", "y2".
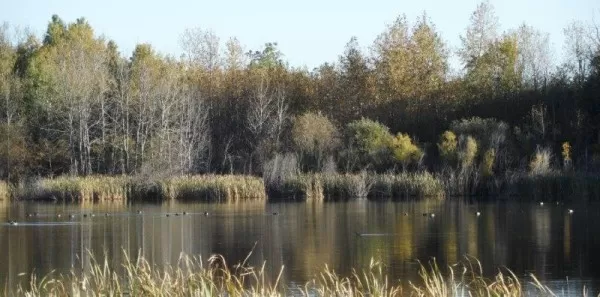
[
  {"x1": 481, "y1": 148, "x2": 496, "y2": 177},
  {"x1": 344, "y1": 118, "x2": 393, "y2": 170},
  {"x1": 390, "y1": 133, "x2": 423, "y2": 168},
  {"x1": 437, "y1": 131, "x2": 457, "y2": 165},
  {"x1": 458, "y1": 136, "x2": 478, "y2": 168}
]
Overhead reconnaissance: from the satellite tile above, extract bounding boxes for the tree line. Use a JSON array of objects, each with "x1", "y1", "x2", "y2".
[{"x1": 0, "y1": 1, "x2": 599, "y2": 181}]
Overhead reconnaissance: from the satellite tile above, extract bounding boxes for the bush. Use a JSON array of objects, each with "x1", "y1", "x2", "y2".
[
  {"x1": 438, "y1": 130, "x2": 457, "y2": 165},
  {"x1": 344, "y1": 118, "x2": 394, "y2": 171},
  {"x1": 390, "y1": 133, "x2": 423, "y2": 169},
  {"x1": 458, "y1": 136, "x2": 478, "y2": 168},
  {"x1": 529, "y1": 147, "x2": 552, "y2": 175},
  {"x1": 450, "y1": 117, "x2": 508, "y2": 151},
  {"x1": 292, "y1": 112, "x2": 340, "y2": 171}
]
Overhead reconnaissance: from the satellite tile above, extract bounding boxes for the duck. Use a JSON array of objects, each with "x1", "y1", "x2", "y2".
[
  {"x1": 8, "y1": 220, "x2": 17, "y2": 226},
  {"x1": 272, "y1": 212, "x2": 279, "y2": 216},
  {"x1": 105, "y1": 213, "x2": 110, "y2": 217},
  {"x1": 539, "y1": 201, "x2": 544, "y2": 206},
  {"x1": 83, "y1": 214, "x2": 88, "y2": 218},
  {"x1": 56, "y1": 213, "x2": 62, "y2": 218},
  {"x1": 27, "y1": 213, "x2": 33, "y2": 217},
  {"x1": 430, "y1": 213, "x2": 436, "y2": 218},
  {"x1": 69, "y1": 214, "x2": 75, "y2": 219},
  {"x1": 568, "y1": 209, "x2": 574, "y2": 214},
  {"x1": 204, "y1": 211, "x2": 209, "y2": 216},
  {"x1": 166, "y1": 214, "x2": 170, "y2": 217},
  {"x1": 403, "y1": 212, "x2": 408, "y2": 216},
  {"x1": 137, "y1": 210, "x2": 143, "y2": 215},
  {"x1": 175, "y1": 213, "x2": 180, "y2": 216},
  {"x1": 182, "y1": 211, "x2": 187, "y2": 215},
  {"x1": 476, "y1": 211, "x2": 481, "y2": 217}
]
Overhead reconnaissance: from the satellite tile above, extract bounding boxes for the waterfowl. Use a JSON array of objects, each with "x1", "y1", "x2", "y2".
[
  {"x1": 27, "y1": 213, "x2": 33, "y2": 217},
  {"x1": 476, "y1": 211, "x2": 481, "y2": 216},
  {"x1": 56, "y1": 213, "x2": 62, "y2": 218},
  {"x1": 83, "y1": 214, "x2": 88, "y2": 218},
  {"x1": 34, "y1": 212, "x2": 39, "y2": 216},
  {"x1": 182, "y1": 211, "x2": 187, "y2": 215},
  {"x1": 105, "y1": 213, "x2": 110, "y2": 217},
  {"x1": 137, "y1": 210, "x2": 143, "y2": 214},
  {"x1": 69, "y1": 214, "x2": 75, "y2": 219},
  {"x1": 403, "y1": 212, "x2": 408, "y2": 216},
  {"x1": 422, "y1": 213, "x2": 428, "y2": 217},
  {"x1": 166, "y1": 214, "x2": 170, "y2": 217},
  {"x1": 175, "y1": 213, "x2": 180, "y2": 216},
  {"x1": 568, "y1": 209, "x2": 574, "y2": 214},
  {"x1": 204, "y1": 212, "x2": 209, "y2": 216},
  {"x1": 430, "y1": 213, "x2": 436, "y2": 218},
  {"x1": 272, "y1": 212, "x2": 279, "y2": 215},
  {"x1": 90, "y1": 213, "x2": 95, "y2": 217},
  {"x1": 540, "y1": 202, "x2": 544, "y2": 206},
  {"x1": 8, "y1": 220, "x2": 17, "y2": 225}
]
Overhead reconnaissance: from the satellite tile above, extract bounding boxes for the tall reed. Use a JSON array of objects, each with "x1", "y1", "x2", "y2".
[{"x1": 15, "y1": 253, "x2": 579, "y2": 297}]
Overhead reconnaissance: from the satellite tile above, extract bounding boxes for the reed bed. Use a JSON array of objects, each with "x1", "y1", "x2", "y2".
[
  {"x1": 19, "y1": 175, "x2": 266, "y2": 203},
  {"x1": 369, "y1": 172, "x2": 445, "y2": 200},
  {"x1": 162, "y1": 175, "x2": 266, "y2": 202},
  {"x1": 24, "y1": 176, "x2": 130, "y2": 202},
  {"x1": 15, "y1": 252, "x2": 585, "y2": 297},
  {"x1": 267, "y1": 173, "x2": 445, "y2": 202}
]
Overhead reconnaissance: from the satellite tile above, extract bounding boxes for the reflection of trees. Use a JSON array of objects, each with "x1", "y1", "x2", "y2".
[{"x1": 3, "y1": 199, "x2": 600, "y2": 292}]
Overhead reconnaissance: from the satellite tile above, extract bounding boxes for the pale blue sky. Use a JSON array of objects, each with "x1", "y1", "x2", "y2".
[{"x1": 1, "y1": 0, "x2": 599, "y2": 70}]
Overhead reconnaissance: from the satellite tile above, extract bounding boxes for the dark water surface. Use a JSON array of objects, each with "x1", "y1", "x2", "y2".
[{"x1": 1, "y1": 199, "x2": 600, "y2": 295}]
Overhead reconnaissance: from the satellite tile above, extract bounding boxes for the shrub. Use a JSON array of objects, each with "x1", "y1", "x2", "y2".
[
  {"x1": 390, "y1": 133, "x2": 423, "y2": 169},
  {"x1": 344, "y1": 118, "x2": 394, "y2": 171},
  {"x1": 562, "y1": 142, "x2": 572, "y2": 170},
  {"x1": 292, "y1": 112, "x2": 340, "y2": 170},
  {"x1": 458, "y1": 136, "x2": 478, "y2": 168},
  {"x1": 450, "y1": 117, "x2": 508, "y2": 151},
  {"x1": 529, "y1": 147, "x2": 553, "y2": 175},
  {"x1": 438, "y1": 130, "x2": 457, "y2": 165},
  {"x1": 481, "y1": 149, "x2": 496, "y2": 177}
]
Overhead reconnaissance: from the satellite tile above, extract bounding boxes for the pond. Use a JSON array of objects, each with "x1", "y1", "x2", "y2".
[{"x1": 1, "y1": 199, "x2": 599, "y2": 295}]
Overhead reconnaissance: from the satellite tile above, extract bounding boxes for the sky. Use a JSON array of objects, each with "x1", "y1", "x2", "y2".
[{"x1": 1, "y1": 0, "x2": 599, "y2": 70}]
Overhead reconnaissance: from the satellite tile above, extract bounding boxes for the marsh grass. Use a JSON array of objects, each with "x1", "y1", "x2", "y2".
[
  {"x1": 17, "y1": 250, "x2": 283, "y2": 297},
  {"x1": 267, "y1": 172, "x2": 444, "y2": 201},
  {"x1": 369, "y1": 172, "x2": 445, "y2": 200},
  {"x1": 162, "y1": 175, "x2": 266, "y2": 202},
  {"x1": 23, "y1": 176, "x2": 130, "y2": 202},
  {"x1": 20, "y1": 175, "x2": 267, "y2": 203},
  {"x1": 16, "y1": 252, "x2": 588, "y2": 297}
]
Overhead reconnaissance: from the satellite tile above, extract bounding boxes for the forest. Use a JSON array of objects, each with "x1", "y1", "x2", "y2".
[{"x1": 0, "y1": 2, "x2": 599, "y2": 197}]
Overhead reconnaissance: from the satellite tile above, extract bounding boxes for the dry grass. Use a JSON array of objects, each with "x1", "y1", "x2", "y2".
[
  {"x1": 24, "y1": 176, "x2": 130, "y2": 202},
  {"x1": 369, "y1": 173, "x2": 445, "y2": 200},
  {"x1": 19, "y1": 175, "x2": 267, "y2": 203},
  {"x1": 0, "y1": 180, "x2": 10, "y2": 202},
  {"x1": 162, "y1": 175, "x2": 266, "y2": 202},
  {"x1": 14, "y1": 253, "x2": 588, "y2": 297}
]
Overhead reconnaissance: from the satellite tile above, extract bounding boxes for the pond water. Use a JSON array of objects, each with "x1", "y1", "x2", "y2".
[{"x1": 1, "y1": 199, "x2": 599, "y2": 295}]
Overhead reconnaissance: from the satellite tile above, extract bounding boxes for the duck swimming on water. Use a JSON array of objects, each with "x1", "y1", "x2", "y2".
[{"x1": 8, "y1": 220, "x2": 17, "y2": 226}]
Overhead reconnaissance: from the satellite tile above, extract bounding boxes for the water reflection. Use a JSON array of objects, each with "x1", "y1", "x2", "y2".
[{"x1": 1, "y1": 199, "x2": 599, "y2": 294}]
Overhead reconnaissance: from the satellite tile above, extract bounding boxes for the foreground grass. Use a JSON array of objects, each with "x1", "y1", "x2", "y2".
[{"x1": 14, "y1": 253, "x2": 589, "y2": 297}]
